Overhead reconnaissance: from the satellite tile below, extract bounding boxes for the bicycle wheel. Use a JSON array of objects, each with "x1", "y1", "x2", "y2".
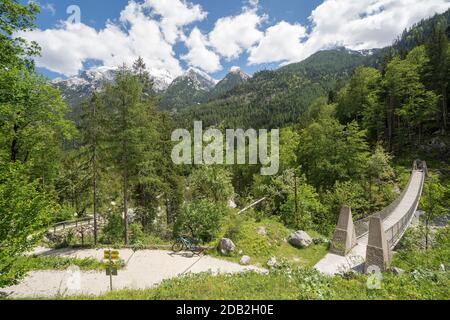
[{"x1": 172, "y1": 241, "x2": 184, "y2": 252}]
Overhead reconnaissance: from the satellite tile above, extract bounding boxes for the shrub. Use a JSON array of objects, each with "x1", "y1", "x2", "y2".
[
  {"x1": 129, "y1": 223, "x2": 145, "y2": 245},
  {"x1": 174, "y1": 200, "x2": 228, "y2": 242},
  {"x1": 0, "y1": 162, "x2": 55, "y2": 287},
  {"x1": 101, "y1": 211, "x2": 123, "y2": 244}
]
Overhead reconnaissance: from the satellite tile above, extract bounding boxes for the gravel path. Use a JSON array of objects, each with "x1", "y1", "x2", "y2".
[{"x1": 1, "y1": 247, "x2": 264, "y2": 299}]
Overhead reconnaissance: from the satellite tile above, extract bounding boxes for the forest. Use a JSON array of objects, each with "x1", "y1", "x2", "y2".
[{"x1": 0, "y1": 0, "x2": 449, "y2": 296}]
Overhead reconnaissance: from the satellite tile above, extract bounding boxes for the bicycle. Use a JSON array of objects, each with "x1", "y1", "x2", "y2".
[{"x1": 172, "y1": 236, "x2": 204, "y2": 255}]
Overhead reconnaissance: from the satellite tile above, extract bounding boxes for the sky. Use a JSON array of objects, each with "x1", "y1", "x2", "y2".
[{"x1": 20, "y1": 0, "x2": 450, "y2": 81}]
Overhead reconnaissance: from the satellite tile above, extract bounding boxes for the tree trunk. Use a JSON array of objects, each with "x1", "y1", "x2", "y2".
[
  {"x1": 294, "y1": 172, "x2": 299, "y2": 227},
  {"x1": 442, "y1": 86, "x2": 448, "y2": 133},
  {"x1": 93, "y1": 150, "x2": 98, "y2": 245},
  {"x1": 10, "y1": 123, "x2": 19, "y2": 162},
  {"x1": 121, "y1": 93, "x2": 129, "y2": 246},
  {"x1": 123, "y1": 168, "x2": 129, "y2": 246},
  {"x1": 93, "y1": 101, "x2": 98, "y2": 245},
  {"x1": 166, "y1": 196, "x2": 172, "y2": 226},
  {"x1": 386, "y1": 96, "x2": 394, "y2": 151},
  {"x1": 418, "y1": 124, "x2": 422, "y2": 146}
]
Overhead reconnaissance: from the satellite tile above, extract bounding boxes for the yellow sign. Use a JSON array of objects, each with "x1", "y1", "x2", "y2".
[{"x1": 103, "y1": 250, "x2": 120, "y2": 260}]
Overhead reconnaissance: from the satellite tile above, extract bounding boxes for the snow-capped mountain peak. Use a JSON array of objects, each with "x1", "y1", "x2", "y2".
[
  {"x1": 174, "y1": 67, "x2": 218, "y2": 91},
  {"x1": 228, "y1": 66, "x2": 250, "y2": 80},
  {"x1": 53, "y1": 65, "x2": 174, "y2": 92}
]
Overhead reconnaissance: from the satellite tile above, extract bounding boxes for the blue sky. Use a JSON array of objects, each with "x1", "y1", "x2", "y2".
[{"x1": 23, "y1": 0, "x2": 450, "y2": 81}]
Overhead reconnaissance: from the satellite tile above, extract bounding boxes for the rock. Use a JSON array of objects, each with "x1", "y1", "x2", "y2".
[
  {"x1": 240, "y1": 255, "x2": 251, "y2": 265},
  {"x1": 440, "y1": 264, "x2": 446, "y2": 272},
  {"x1": 288, "y1": 231, "x2": 313, "y2": 248},
  {"x1": 391, "y1": 267, "x2": 405, "y2": 275},
  {"x1": 267, "y1": 257, "x2": 278, "y2": 268},
  {"x1": 257, "y1": 226, "x2": 267, "y2": 236},
  {"x1": 228, "y1": 199, "x2": 237, "y2": 209},
  {"x1": 218, "y1": 238, "x2": 236, "y2": 255},
  {"x1": 313, "y1": 237, "x2": 328, "y2": 245}
]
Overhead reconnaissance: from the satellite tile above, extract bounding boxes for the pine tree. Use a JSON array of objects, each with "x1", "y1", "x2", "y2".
[
  {"x1": 103, "y1": 65, "x2": 157, "y2": 245},
  {"x1": 79, "y1": 92, "x2": 107, "y2": 244},
  {"x1": 132, "y1": 56, "x2": 154, "y2": 97},
  {"x1": 426, "y1": 22, "x2": 449, "y2": 132}
]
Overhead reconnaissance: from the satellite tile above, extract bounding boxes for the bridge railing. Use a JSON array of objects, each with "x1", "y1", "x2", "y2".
[
  {"x1": 50, "y1": 215, "x2": 106, "y2": 234},
  {"x1": 354, "y1": 160, "x2": 420, "y2": 239},
  {"x1": 386, "y1": 161, "x2": 426, "y2": 248}
]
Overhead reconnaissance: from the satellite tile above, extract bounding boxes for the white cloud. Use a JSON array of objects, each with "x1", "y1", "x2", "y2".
[
  {"x1": 182, "y1": 0, "x2": 265, "y2": 72},
  {"x1": 19, "y1": 0, "x2": 450, "y2": 78},
  {"x1": 181, "y1": 28, "x2": 222, "y2": 73},
  {"x1": 248, "y1": 0, "x2": 450, "y2": 65},
  {"x1": 248, "y1": 21, "x2": 307, "y2": 65},
  {"x1": 19, "y1": 0, "x2": 205, "y2": 77},
  {"x1": 209, "y1": 6, "x2": 265, "y2": 60},
  {"x1": 142, "y1": 0, "x2": 207, "y2": 44},
  {"x1": 306, "y1": 0, "x2": 450, "y2": 53},
  {"x1": 243, "y1": 0, "x2": 260, "y2": 12},
  {"x1": 42, "y1": 3, "x2": 56, "y2": 16}
]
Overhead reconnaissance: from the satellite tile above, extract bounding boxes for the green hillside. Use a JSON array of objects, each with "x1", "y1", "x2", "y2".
[{"x1": 175, "y1": 49, "x2": 376, "y2": 129}]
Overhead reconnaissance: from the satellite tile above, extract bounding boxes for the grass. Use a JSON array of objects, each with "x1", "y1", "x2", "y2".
[
  {"x1": 66, "y1": 224, "x2": 450, "y2": 300},
  {"x1": 209, "y1": 214, "x2": 328, "y2": 268},
  {"x1": 68, "y1": 267, "x2": 449, "y2": 300},
  {"x1": 392, "y1": 228, "x2": 450, "y2": 272},
  {"x1": 13, "y1": 255, "x2": 107, "y2": 272}
]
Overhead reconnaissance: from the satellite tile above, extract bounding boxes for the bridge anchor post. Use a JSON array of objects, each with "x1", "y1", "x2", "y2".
[
  {"x1": 330, "y1": 207, "x2": 357, "y2": 256},
  {"x1": 365, "y1": 216, "x2": 391, "y2": 273}
]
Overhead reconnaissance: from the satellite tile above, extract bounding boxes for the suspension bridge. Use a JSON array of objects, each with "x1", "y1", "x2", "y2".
[{"x1": 315, "y1": 160, "x2": 427, "y2": 275}]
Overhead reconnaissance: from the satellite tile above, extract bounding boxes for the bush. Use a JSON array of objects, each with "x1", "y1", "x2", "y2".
[
  {"x1": 174, "y1": 200, "x2": 228, "y2": 242},
  {"x1": 129, "y1": 223, "x2": 145, "y2": 245},
  {"x1": 188, "y1": 166, "x2": 234, "y2": 204},
  {"x1": 101, "y1": 211, "x2": 123, "y2": 244},
  {"x1": 0, "y1": 162, "x2": 55, "y2": 287},
  {"x1": 54, "y1": 205, "x2": 76, "y2": 223}
]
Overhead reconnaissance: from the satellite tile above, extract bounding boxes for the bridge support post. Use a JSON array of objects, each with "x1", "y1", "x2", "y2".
[
  {"x1": 330, "y1": 207, "x2": 357, "y2": 256},
  {"x1": 365, "y1": 216, "x2": 391, "y2": 273}
]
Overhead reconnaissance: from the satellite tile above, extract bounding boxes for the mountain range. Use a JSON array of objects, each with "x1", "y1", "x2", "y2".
[
  {"x1": 53, "y1": 9, "x2": 450, "y2": 128},
  {"x1": 176, "y1": 48, "x2": 382, "y2": 130},
  {"x1": 53, "y1": 65, "x2": 251, "y2": 117}
]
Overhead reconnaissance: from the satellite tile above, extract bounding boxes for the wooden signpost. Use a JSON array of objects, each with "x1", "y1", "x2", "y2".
[{"x1": 104, "y1": 250, "x2": 120, "y2": 291}]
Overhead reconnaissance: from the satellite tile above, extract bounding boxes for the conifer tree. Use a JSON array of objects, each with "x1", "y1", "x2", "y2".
[
  {"x1": 79, "y1": 92, "x2": 107, "y2": 244},
  {"x1": 426, "y1": 22, "x2": 449, "y2": 132}
]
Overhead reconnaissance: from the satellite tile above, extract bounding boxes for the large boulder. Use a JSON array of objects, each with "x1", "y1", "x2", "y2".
[
  {"x1": 218, "y1": 238, "x2": 236, "y2": 255},
  {"x1": 288, "y1": 231, "x2": 313, "y2": 248}
]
